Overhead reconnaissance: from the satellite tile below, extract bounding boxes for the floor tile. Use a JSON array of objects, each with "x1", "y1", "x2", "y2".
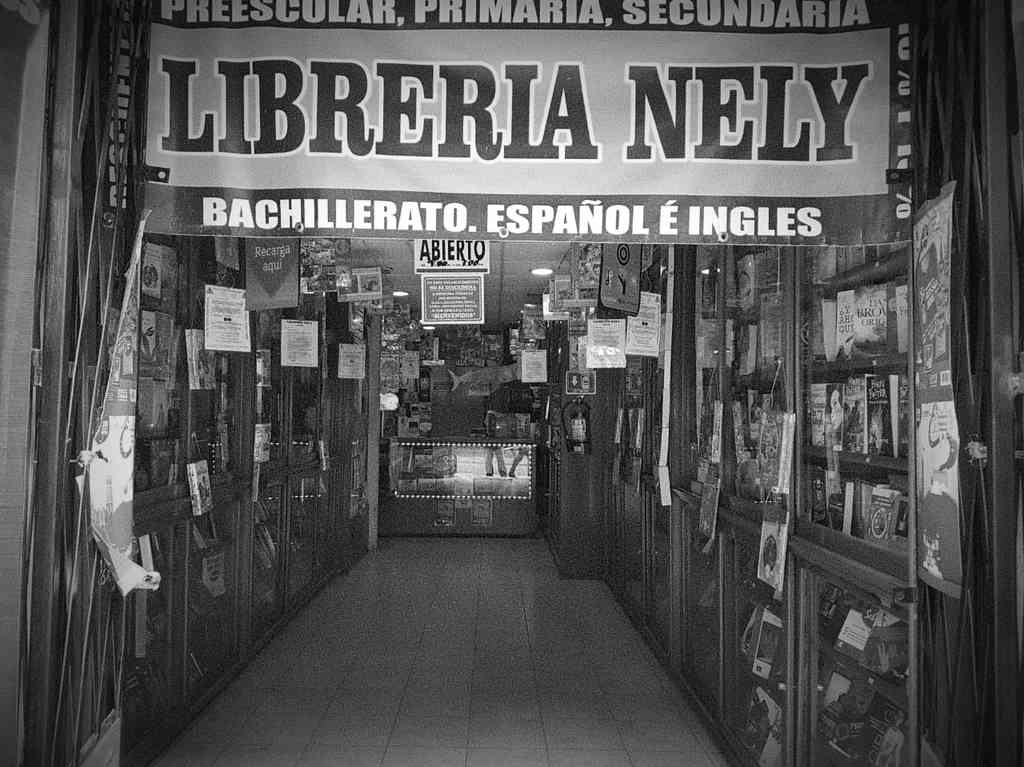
[
  {"x1": 152, "y1": 743, "x2": 225, "y2": 767},
  {"x1": 312, "y1": 711, "x2": 395, "y2": 748},
  {"x1": 211, "y1": 744, "x2": 306, "y2": 767},
  {"x1": 379, "y1": 747, "x2": 467, "y2": 767},
  {"x1": 629, "y1": 750, "x2": 718, "y2": 767},
  {"x1": 543, "y1": 716, "x2": 624, "y2": 750},
  {"x1": 296, "y1": 745, "x2": 385, "y2": 767},
  {"x1": 468, "y1": 714, "x2": 545, "y2": 749},
  {"x1": 546, "y1": 749, "x2": 633, "y2": 767},
  {"x1": 466, "y1": 748, "x2": 548, "y2": 767},
  {"x1": 388, "y1": 715, "x2": 469, "y2": 749},
  {"x1": 617, "y1": 719, "x2": 705, "y2": 753}
]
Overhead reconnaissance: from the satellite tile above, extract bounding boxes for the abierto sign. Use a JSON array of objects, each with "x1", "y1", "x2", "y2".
[
  {"x1": 414, "y1": 239, "x2": 490, "y2": 273},
  {"x1": 144, "y1": 1, "x2": 912, "y2": 245}
]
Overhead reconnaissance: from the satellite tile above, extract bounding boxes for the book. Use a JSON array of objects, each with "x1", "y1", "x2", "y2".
[
  {"x1": 758, "y1": 504, "x2": 790, "y2": 592},
  {"x1": 139, "y1": 310, "x2": 173, "y2": 380},
  {"x1": 888, "y1": 282, "x2": 909, "y2": 354},
  {"x1": 186, "y1": 329, "x2": 217, "y2": 390},
  {"x1": 841, "y1": 481, "x2": 855, "y2": 534},
  {"x1": 807, "y1": 465, "x2": 829, "y2": 525},
  {"x1": 698, "y1": 463, "x2": 721, "y2": 544},
  {"x1": 865, "y1": 374, "x2": 894, "y2": 456},
  {"x1": 843, "y1": 376, "x2": 868, "y2": 453},
  {"x1": 895, "y1": 374, "x2": 909, "y2": 458},
  {"x1": 710, "y1": 400, "x2": 724, "y2": 464},
  {"x1": 837, "y1": 283, "x2": 888, "y2": 358},
  {"x1": 865, "y1": 486, "x2": 901, "y2": 545},
  {"x1": 186, "y1": 460, "x2": 213, "y2": 516},
  {"x1": 740, "y1": 685, "x2": 783, "y2": 767},
  {"x1": 752, "y1": 607, "x2": 784, "y2": 679},
  {"x1": 757, "y1": 411, "x2": 794, "y2": 497},
  {"x1": 825, "y1": 382, "x2": 845, "y2": 450},
  {"x1": 732, "y1": 400, "x2": 749, "y2": 463},
  {"x1": 809, "y1": 383, "x2": 828, "y2": 448},
  {"x1": 861, "y1": 692, "x2": 907, "y2": 765}
]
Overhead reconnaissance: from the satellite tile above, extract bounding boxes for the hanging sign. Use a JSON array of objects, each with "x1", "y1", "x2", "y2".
[
  {"x1": 520, "y1": 349, "x2": 548, "y2": 384},
  {"x1": 421, "y1": 274, "x2": 485, "y2": 325},
  {"x1": 245, "y1": 237, "x2": 299, "y2": 309},
  {"x1": 913, "y1": 182, "x2": 963, "y2": 597},
  {"x1": 414, "y1": 239, "x2": 490, "y2": 273},
  {"x1": 143, "y1": 4, "x2": 913, "y2": 246},
  {"x1": 600, "y1": 244, "x2": 643, "y2": 313},
  {"x1": 338, "y1": 343, "x2": 366, "y2": 379},
  {"x1": 625, "y1": 291, "x2": 662, "y2": 357},
  {"x1": 204, "y1": 285, "x2": 251, "y2": 352},
  {"x1": 586, "y1": 319, "x2": 627, "y2": 368},
  {"x1": 281, "y1": 319, "x2": 319, "y2": 367},
  {"x1": 337, "y1": 266, "x2": 383, "y2": 303}
]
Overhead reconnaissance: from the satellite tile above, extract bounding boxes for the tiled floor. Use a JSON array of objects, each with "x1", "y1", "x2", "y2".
[{"x1": 156, "y1": 538, "x2": 729, "y2": 767}]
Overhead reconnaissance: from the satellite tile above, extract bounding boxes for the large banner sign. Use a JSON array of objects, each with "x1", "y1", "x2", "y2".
[{"x1": 145, "y1": 1, "x2": 912, "y2": 244}]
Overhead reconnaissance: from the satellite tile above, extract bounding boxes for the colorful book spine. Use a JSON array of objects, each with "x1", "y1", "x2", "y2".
[
  {"x1": 842, "y1": 376, "x2": 868, "y2": 453},
  {"x1": 865, "y1": 374, "x2": 893, "y2": 456}
]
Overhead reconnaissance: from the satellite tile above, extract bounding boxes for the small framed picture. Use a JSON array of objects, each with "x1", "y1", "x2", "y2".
[{"x1": 565, "y1": 370, "x2": 596, "y2": 396}]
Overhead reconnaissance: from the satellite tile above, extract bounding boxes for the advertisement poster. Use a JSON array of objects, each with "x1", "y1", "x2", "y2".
[
  {"x1": 337, "y1": 265, "x2": 383, "y2": 302},
  {"x1": 913, "y1": 182, "x2": 962, "y2": 596},
  {"x1": 338, "y1": 343, "x2": 366, "y2": 379},
  {"x1": 600, "y1": 243, "x2": 642, "y2": 313},
  {"x1": 204, "y1": 285, "x2": 251, "y2": 352},
  {"x1": 421, "y1": 274, "x2": 485, "y2": 325},
  {"x1": 625, "y1": 291, "x2": 662, "y2": 357},
  {"x1": 520, "y1": 349, "x2": 548, "y2": 383},
  {"x1": 281, "y1": 319, "x2": 319, "y2": 367},
  {"x1": 245, "y1": 237, "x2": 299, "y2": 309},
  {"x1": 586, "y1": 319, "x2": 627, "y2": 368},
  {"x1": 414, "y1": 239, "x2": 490, "y2": 272},
  {"x1": 253, "y1": 423, "x2": 271, "y2": 463},
  {"x1": 143, "y1": 5, "x2": 912, "y2": 245},
  {"x1": 87, "y1": 215, "x2": 161, "y2": 595}
]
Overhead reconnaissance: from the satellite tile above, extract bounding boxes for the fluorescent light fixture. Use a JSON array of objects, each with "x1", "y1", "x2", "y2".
[
  {"x1": 531, "y1": 267, "x2": 554, "y2": 276},
  {"x1": 700, "y1": 267, "x2": 711, "y2": 275},
  {"x1": 392, "y1": 290, "x2": 409, "y2": 297},
  {"x1": 421, "y1": 325, "x2": 436, "y2": 331}
]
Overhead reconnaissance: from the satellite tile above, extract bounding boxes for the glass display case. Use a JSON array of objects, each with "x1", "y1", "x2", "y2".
[
  {"x1": 382, "y1": 438, "x2": 537, "y2": 535},
  {"x1": 252, "y1": 478, "x2": 285, "y2": 641},
  {"x1": 287, "y1": 473, "x2": 318, "y2": 603}
]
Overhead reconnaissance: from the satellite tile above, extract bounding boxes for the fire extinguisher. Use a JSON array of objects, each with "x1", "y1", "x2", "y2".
[{"x1": 562, "y1": 397, "x2": 592, "y2": 454}]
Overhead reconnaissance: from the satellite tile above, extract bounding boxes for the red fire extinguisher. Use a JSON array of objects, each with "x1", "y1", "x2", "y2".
[{"x1": 562, "y1": 397, "x2": 592, "y2": 454}]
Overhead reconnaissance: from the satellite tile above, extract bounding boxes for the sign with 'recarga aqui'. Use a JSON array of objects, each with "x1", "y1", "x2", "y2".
[{"x1": 144, "y1": 1, "x2": 912, "y2": 245}]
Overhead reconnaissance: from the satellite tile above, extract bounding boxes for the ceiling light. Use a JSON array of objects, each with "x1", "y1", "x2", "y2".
[
  {"x1": 700, "y1": 267, "x2": 711, "y2": 275},
  {"x1": 531, "y1": 267, "x2": 553, "y2": 277},
  {"x1": 392, "y1": 290, "x2": 409, "y2": 297},
  {"x1": 421, "y1": 325, "x2": 436, "y2": 331}
]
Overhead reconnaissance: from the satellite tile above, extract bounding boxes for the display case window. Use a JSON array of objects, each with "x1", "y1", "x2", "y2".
[
  {"x1": 389, "y1": 440, "x2": 534, "y2": 500},
  {"x1": 252, "y1": 478, "x2": 284, "y2": 638},
  {"x1": 254, "y1": 309, "x2": 285, "y2": 463},
  {"x1": 287, "y1": 474, "x2": 318, "y2": 600},
  {"x1": 289, "y1": 294, "x2": 324, "y2": 462},
  {"x1": 798, "y1": 246, "x2": 910, "y2": 560},
  {"x1": 811, "y1": 575, "x2": 909, "y2": 766},
  {"x1": 186, "y1": 502, "x2": 237, "y2": 699}
]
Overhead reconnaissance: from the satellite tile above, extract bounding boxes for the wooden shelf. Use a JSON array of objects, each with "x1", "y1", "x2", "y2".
[
  {"x1": 802, "y1": 445, "x2": 908, "y2": 474},
  {"x1": 807, "y1": 352, "x2": 908, "y2": 380}
]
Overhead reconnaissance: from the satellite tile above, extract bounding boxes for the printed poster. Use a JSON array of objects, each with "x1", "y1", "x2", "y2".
[
  {"x1": 338, "y1": 343, "x2": 366, "y2": 379},
  {"x1": 520, "y1": 349, "x2": 548, "y2": 384},
  {"x1": 245, "y1": 237, "x2": 299, "y2": 309},
  {"x1": 337, "y1": 266, "x2": 383, "y2": 302},
  {"x1": 586, "y1": 319, "x2": 627, "y2": 368},
  {"x1": 625, "y1": 291, "x2": 662, "y2": 357},
  {"x1": 144, "y1": 7, "x2": 912, "y2": 245},
  {"x1": 204, "y1": 285, "x2": 251, "y2": 352},
  {"x1": 599, "y1": 243, "x2": 642, "y2": 313},
  {"x1": 421, "y1": 274, "x2": 485, "y2": 325},
  {"x1": 87, "y1": 214, "x2": 161, "y2": 595},
  {"x1": 913, "y1": 183, "x2": 963, "y2": 596},
  {"x1": 281, "y1": 319, "x2": 319, "y2": 367}
]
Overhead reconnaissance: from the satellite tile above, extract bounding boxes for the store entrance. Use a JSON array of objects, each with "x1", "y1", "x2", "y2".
[{"x1": 333, "y1": 238, "x2": 568, "y2": 537}]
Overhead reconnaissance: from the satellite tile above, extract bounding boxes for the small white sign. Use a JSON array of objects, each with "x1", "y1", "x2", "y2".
[
  {"x1": 281, "y1": 319, "x2": 319, "y2": 367},
  {"x1": 585, "y1": 319, "x2": 626, "y2": 368},
  {"x1": 520, "y1": 349, "x2": 548, "y2": 383},
  {"x1": 338, "y1": 343, "x2": 366, "y2": 379},
  {"x1": 625, "y1": 291, "x2": 661, "y2": 357},
  {"x1": 203, "y1": 285, "x2": 250, "y2": 352},
  {"x1": 414, "y1": 239, "x2": 490, "y2": 273}
]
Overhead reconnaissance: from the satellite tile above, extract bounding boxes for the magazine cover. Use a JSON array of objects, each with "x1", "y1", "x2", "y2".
[
  {"x1": 757, "y1": 504, "x2": 789, "y2": 593},
  {"x1": 187, "y1": 459, "x2": 214, "y2": 516}
]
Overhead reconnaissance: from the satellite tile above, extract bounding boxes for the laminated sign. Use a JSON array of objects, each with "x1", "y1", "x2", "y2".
[{"x1": 144, "y1": 2, "x2": 913, "y2": 246}]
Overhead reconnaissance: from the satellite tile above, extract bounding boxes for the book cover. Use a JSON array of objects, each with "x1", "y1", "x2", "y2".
[
  {"x1": 752, "y1": 606, "x2": 784, "y2": 679},
  {"x1": 895, "y1": 374, "x2": 909, "y2": 458},
  {"x1": 865, "y1": 486, "x2": 900, "y2": 544},
  {"x1": 186, "y1": 329, "x2": 217, "y2": 390},
  {"x1": 807, "y1": 465, "x2": 829, "y2": 526},
  {"x1": 732, "y1": 400, "x2": 749, "y2": 463},
  {"x1": 860, "y1": 692, "x2": 907, "y2": 765},
  {"x1": 698, "y1": 463, "x2": 721, "y2": 545},
  {"x1": 809, "y1": 383, "x2": 828, "y2": 448},
  {"x1": 866, "y1": 374, "x2": 894, "y2": 456},
  {"x1": 710, "y1": 400, "x2": 724, "y2": 464},
  {"x1": 825, "y1": 382, "x2": 845, "y2": 450},
  {"x1": 843, "y1": 376, "x2": 868, "y2": 453},
  {"x1": 818, "y1": 670, "x2": 876, "y2": 762},
  {"x1": 888, "y1": 282, "x2": 909, "y2": 355},
  {"x1": 141, "y1": 243, "x2": 165, "y2": 300},
  {"x1": 854, "y1": 480, "x2": 877, "y2": 539},
  {"x1": 187, "y1": 460, "x2": 213, "y2": 516},
  {"x1": 862, "y1": 610, "x2": 910, "y2": 684},
  {"x1": 740, "y1": 685, "x2": 783, "y2": 767},
  {"x1": 826, "y1": 486, "x2": 846, "y2": 531},
  {"x1": 757, "y1": 411, "x2": 793, "y2": 497},
  {"x1": 842, "y1": 481, "x2": 855, "y2": 534},
  {"x1": 757, "y1": 504, "x2": 789, "y2": 592},
  {"x1": 838, "y1": 284, "x2": 888, "y2": 358},
  {"x1": 737, "y1": 252, "x2": 758, "y2": 310},
  {"x1": 139, "y1": 310, "x2": 173, "y2": 380}
]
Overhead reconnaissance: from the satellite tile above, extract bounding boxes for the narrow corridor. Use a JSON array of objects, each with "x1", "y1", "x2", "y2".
[{"x1": 157, "y1": 539, "x2": 728, "y2": 767}]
